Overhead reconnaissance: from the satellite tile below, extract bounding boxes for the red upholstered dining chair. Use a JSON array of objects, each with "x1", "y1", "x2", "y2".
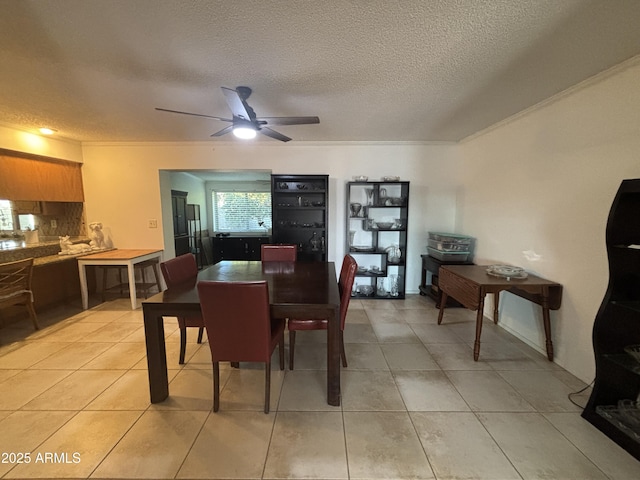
[
  {"x1": 0, "y1": 258, "x2": 39, "y2": 330},
  {"x1": 260, "y1": 244, "x2": 297, "y2": 262},
  {"x1": 160, "y1": 253, "x2": 205, "y2": 364},
  {"x1": 197, "y1": 280, "x2": 285, "y2": 413},
  {"x1": 288, "y1": 254, "x2": 357, "y2": 370}
]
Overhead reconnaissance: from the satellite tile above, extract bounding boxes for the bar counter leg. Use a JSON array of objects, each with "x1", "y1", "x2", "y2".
[
  {"x1": 327, "y1": 308, "x2": 341, "y2": 406},
  {"x1": 493, "y1": 292, "x2": 500, "y2": 324},
  {"x1": 78, "y1": 263, "x2": 89, "y2": 310},
  {"x1": 127, "y1": 263, "x2": 137, "y2": 310},
  {"x1": 143, "y1": 308, "x2": 169, "y2": 403},
  {"x1": 473, "y1": 296, "x2": 486, "y2": 361}
]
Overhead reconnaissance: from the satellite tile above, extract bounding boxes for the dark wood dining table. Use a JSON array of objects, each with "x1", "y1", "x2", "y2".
[{"x1": 142, "y1": 260, "x2": 342, "y2": 405}]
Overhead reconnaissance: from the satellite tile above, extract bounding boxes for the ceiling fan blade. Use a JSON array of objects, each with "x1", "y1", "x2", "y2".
[
  {"x1": 210, "y1": 125, "x2": 234, "y2": 137},
  {"x1": 258, "y1": 116, "x2": 320, "y2": 126},
  {"x1": 221, "y1": 87, "x2": 254, "y2": 121},
  {"x1": 155, "y1": 107, "x2": 231, "y2": 122},
  {"x1": 260, "y1": 127, "x2": 291, "y2": 142}
]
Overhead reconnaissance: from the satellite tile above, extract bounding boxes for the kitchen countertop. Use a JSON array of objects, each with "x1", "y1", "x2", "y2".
[
  {"x1": 33, "y1": 248, "x2": 116, "y2": 267},
  {"x1": 0, "y1": 236, "x2": 96, "y2": 266}
]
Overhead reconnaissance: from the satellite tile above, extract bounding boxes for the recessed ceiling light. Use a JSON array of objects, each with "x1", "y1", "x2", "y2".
[{"x1": 39, "y1": 128, "x2": 57, "y2": 135}]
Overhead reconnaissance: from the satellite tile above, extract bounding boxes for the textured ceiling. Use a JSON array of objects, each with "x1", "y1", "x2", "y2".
[{"x1": 1, "y1": 0, "x2": 639, "y2": 144}]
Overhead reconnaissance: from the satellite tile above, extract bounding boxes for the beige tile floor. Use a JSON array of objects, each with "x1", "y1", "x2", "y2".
[{"x1": 1, "y1": 294, "x2": 639, "y2": 479}]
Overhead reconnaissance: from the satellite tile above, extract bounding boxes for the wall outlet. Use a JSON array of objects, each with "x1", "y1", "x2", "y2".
[
  {"x1": 50, "y1": 219, "x2": 57, "y2": 228},
  {"x1": 148, "y1": 219, "x2": 158, "y2": 228}
]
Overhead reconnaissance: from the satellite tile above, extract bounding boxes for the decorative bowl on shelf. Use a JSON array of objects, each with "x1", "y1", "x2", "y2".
[
  {"x1": 359, "y1": 285, "x2": 374, "y2": 296},
  {"x1": 376, "y1": 222, "x2": 394, "y2": 229},
  {"x1": 352, "y1": 245, "x2": 375, "y2": 252},
  {"x1": 384, "y1": 197, "x2": 405, "y2": 206},
  {"x1": 352, "y1": 175, "x2": 368, "y2": 182}
]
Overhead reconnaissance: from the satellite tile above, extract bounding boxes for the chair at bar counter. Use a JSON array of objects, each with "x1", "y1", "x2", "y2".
[
  {"x1": 288, "y1": 254, "x2": 357, "y2": 370},
  {"x1": 197, "y1": 280, "x2": 285, "y2": 413},
  {"x1": 261, "y1": 244, "x2": 297, "y2": 262},
  {"x1": 0, "y1": 258, "x2": 39, "y2": 330},
  {"x1": 159, "y1": 254, "x2": 205, "y2": 364}
]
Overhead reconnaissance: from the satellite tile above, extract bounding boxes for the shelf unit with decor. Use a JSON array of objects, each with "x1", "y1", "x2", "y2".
[
  {"x1": 271, "y1": 174, "x2": 328, "y2": 262},
  {"x1": 582, "y1": 178, "x2": 640, "y2": 461},
  {"x1": 346, "y1": 180, "x2": 409, "y2": 299},
  {"x1": 187, "y1": 204, "x2": 204, "y2": 269}
]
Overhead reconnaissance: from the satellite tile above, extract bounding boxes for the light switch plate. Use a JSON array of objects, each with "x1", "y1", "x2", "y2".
[{"x1": 148, "y1": 219, "x2": 158, "y2": 228}]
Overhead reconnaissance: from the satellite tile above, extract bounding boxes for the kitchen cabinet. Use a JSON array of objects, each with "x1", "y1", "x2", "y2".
[
  {"x1": 0, "y1": 150, "x2": 84, "y2": 201},
  {"x1": 346, "y1": 180, "x2": 409, "y2": 299},
  {"x1": 187, "y1": 204, "x2": 205, "y2": 268},
  {"x1": 271, "y1": 174, "x2": 328, "y2": 262},
  {"x1": 32, "y1": 258, "x2": 96, "y2": 312},
  {"x1": 582, "y1": 178, "x2": 640, "y2": 461},
  {"x1": 13, "y1": 201, "x2": 41, "y2": 214},
  {"x1": 13, "y1": 201, "x2": 67, "y2": 216},
  {"x1": 211, "y1": 236, "x2": 271, "y2": 263}
]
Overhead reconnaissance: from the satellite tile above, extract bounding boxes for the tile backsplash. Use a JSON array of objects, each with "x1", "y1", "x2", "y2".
[{"x1": 36, "y1": 202, "x2": 86, "y2": 237}]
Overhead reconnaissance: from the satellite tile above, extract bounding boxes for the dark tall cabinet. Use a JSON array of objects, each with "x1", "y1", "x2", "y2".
[
  {"x1": 171, "y1": 190, "x2": 190, "y2": 256},
  {"x1": 271, "y1": 175, "x2": 328, "y2": 261},
  {"x1": 582, "y1": 178, "x2": 640, "y2": 461}
]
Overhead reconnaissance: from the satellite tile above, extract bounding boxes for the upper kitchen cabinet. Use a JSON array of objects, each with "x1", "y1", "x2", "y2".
[
  {"x1": 271, "y1": 174, "x2": 328, "y2": 262},
  {"x1": 0, "y1": 150, "x2": 84, "y2": 202}
]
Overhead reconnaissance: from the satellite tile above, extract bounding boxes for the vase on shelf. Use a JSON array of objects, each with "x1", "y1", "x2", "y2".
[
  {"x1": 349, "y1": 230, "x2": 356, "y2": 247},
  {"x1": 308, "y1": 232, "x2": 320, "y2": 251},
  {"x1": 389, "y1": 274, "x2": 399, "y2": 297},
  {"x1": 365, "y1": 188, "x2": 374, "y2": 206}
]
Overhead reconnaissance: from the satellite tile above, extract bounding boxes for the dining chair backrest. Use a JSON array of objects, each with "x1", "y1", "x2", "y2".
[
  {"x1": 159, "y1": 253, "x2": 204, "y2": 364},
  {"x1": 0, "y1": 257, "x2": 39, "y2": 330},
  {"x1": 160, "y1": 253, "x2": 198, "y2": 288},
  {"x1": 197, "y1": 280, "x2": 273, "y2": 362},
  {"x1": 261, "y1": 244, "x2": 297, "y2": 262},
  {"x1": 338, "y1": 254, "x2": 358, "y2": 329},
  {"x1": 0, "y1": 258, "x2": 34, "y2": 295}
]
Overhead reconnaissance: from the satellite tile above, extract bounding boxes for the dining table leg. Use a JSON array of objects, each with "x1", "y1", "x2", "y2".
[
  {"x1": 143, "y1": 307, "x2": 169, "y2": 403},
  {"x1": 327, "y1": 307, "x2": 341, "y2": 406},
  {"x1": 541, "y1": 286, "x2": 554, "y2": 361},
  {"x1": 473, "y1": 294, "x2": 486, "y2": 361},
  {"x1": 437, "y1": 292, "x2": 448, "y2": 325}
]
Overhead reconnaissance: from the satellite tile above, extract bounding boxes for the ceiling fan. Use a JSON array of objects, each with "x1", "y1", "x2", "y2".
[{"x1": 156, "y1": 86, "x2": 319, "y2": 142}]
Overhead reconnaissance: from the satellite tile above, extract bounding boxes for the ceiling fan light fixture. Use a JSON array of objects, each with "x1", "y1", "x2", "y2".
[{"x1": 232, "y1": 125, "x2": 257, "y2": 140}]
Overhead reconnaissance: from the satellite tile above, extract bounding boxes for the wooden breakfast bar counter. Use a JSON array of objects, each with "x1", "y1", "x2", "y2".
[{"x1": 77, "y1": 249, "x2": 163, "y2": 310}]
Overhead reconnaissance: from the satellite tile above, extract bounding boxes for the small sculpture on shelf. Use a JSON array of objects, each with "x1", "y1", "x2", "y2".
[
  {"x1": 308, "y1": 232, "x2": 320, "y2": 251},
  {"x1": 385, "y1": 244, "x2": 401, "y2": 264},
  {"x1": 88, "y1": 222, "x2": 107, "y2": 250},
  {"x1": 58, "y1": 235, "x2": 92, "y2": 255}
]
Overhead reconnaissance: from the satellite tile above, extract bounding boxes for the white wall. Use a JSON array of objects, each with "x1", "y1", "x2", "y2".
[
  {"x1": 0, "y1": 123, "x2": 83, "y2": 162},
  {"x1": 459, "y1": 57, "x2": 640, "y2": 382},
  {"x1": 80, "y1": 142, "x2": 461, "y2": 291}
]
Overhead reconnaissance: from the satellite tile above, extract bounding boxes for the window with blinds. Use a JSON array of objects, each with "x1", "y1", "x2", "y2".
[{"x1": 212, "y1": 191, "x2": 272, "y2": 233}]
